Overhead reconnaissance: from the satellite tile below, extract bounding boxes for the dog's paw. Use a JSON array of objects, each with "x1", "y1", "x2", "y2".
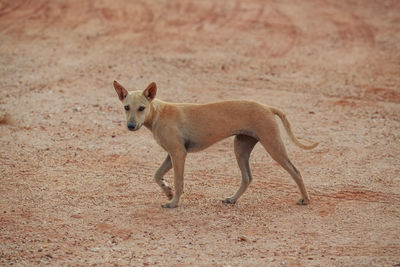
[
  {"x1": 161, "y1": 202, "x2": 177, "y2": 208},
  {"x1": 296, "y1": 198, "x2": 310, "y2": 205},
  {"x1": 164, "y1": 188, "x2": 173, "y2": 200},
  {"x1": 222, "y1": 198, "x2": 236, "y2": 204},
  {"x1": 161, "y1": 185, "x2": 173, "y2": 200}
]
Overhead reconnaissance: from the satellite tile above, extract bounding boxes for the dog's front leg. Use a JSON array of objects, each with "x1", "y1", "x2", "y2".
[
  {"x1": 161, "y1": 150, "x2": 186, "y2": 208},
  {"x1": 154, "y1": 155, "x2": 173, "y2": 200}
]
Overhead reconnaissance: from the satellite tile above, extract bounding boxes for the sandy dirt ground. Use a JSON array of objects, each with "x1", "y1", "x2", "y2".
[{"x1": 1, "y1": 0, "x2": 400, "y2": 265}]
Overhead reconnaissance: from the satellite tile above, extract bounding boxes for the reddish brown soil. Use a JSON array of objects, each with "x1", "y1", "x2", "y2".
[{"x1": 1, "y1": 0, "x2": 400, "y2": 265}]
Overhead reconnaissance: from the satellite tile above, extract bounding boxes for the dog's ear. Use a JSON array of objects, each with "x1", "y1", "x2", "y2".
[
  {"x1": 143, "y1": 82, "x2": 157, "y2": 101},
  {"x1": 113, "y1": 80, "x2": 128, "y2": 101}
]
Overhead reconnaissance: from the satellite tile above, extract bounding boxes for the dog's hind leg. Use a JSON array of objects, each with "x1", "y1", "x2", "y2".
[
  {"x1": 223, "y1": 134, "x2": 258, "y2": 204},
  {"x1": 154, "y1": 155, "x2": 173, "y2": 200},
  {"x1": 259, "y1": 128, "x2": 310, "y2": 205}
]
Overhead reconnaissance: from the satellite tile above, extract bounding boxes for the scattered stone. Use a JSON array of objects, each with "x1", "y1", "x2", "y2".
[
  {"x1": 90, "y1": 247, "x2": 100, "y2": 252},
  {"x1": 238, "y1": 236, "x2": 249, "y2": 242},
  {"x1": 0, "y1": 111, "x2": 10, "y2": 124}
]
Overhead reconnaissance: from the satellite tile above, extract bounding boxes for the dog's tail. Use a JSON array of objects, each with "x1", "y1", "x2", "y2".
[{"x1": 271, "y1": 107, "x2": 319, "y2": 150}]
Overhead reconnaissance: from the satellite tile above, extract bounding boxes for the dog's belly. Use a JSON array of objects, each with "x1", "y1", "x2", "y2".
[
  {"x1": 184, "y1": 139, "x2": 204, "y2": 152},
  {"x1": 184, "y1": 128, "x2": 258, "y2": 153}
]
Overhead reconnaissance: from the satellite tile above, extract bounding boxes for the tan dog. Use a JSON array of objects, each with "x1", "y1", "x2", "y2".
[{"x1": 113, "y1": 81, "x2": 318, "y2": 208}]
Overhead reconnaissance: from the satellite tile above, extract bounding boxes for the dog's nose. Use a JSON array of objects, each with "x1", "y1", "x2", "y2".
[{"x1": 127, "y1": 122, "x2": 136, "y2": 130}]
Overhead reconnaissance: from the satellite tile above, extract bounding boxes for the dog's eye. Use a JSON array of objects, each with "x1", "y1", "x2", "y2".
[
  {"x1": 124, "y1": 105, "x2": 130, "y2": 111},
  {"x1": 138, "y1": 106, "x2": 145, "y2": 112}
]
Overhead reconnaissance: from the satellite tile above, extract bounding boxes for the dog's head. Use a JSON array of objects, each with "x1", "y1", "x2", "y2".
[{"x1": 113, "y1": 81, "x2": 156, "y2": 131}]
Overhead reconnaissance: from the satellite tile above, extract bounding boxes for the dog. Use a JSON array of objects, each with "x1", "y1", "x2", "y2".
[{"x1": 113, "y1": 81, "x2": 318, "y2": 208}]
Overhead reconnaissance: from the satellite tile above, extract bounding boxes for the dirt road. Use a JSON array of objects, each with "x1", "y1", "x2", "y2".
[{"x1": 1, "y1": 0, "x2": 399, "y2": 265}]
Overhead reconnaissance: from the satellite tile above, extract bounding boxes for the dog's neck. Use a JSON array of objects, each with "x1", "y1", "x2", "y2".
[{"x1": 144, "y1": 99, "x2": 160, "y2": 131}]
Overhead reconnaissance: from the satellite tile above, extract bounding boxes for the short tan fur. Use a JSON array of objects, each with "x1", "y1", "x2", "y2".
[{"x1": 113, "y1": 81, "x2": 318, "y2": 208}]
